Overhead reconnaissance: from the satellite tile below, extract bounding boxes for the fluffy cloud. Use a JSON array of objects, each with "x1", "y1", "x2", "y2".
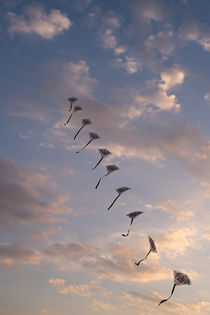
[
  {"x1": 158, "y1": 68, "x2": 185, "y2": 91},
  {"x1": 0, "y1": 243, "x2": 41, "y2": 266},
  {"x1": 7, "y1": 4, "x2": 71, "y2": 39},
  {"x1": 135, "y1": 89, "x2": 180, "y2": 112},
  {"x1": 0, "y1": 158, "x2": 73, "y2": 226},
  {"x1": 123, "y1": 67, "x2": 184, "y2": 119}
]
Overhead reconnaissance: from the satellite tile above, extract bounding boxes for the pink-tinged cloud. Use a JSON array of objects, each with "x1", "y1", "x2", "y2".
[
  {"x1": 45, "y1": 241, "x2": 170, "y2": 283},
  {"x1": 48, "y1": 278, "x2": 92, "y2": 296},
  {"x1": 0, "y1": 243, "x2": 42, "y2": 266},
  {"x1": 0, "y1": 158, "x2": 74, "y2": 226}
]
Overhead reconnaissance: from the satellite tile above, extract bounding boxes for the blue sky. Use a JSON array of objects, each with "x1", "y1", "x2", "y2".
[{"x1": 1, "y1": 0, "x2": 210, "y2": 314}]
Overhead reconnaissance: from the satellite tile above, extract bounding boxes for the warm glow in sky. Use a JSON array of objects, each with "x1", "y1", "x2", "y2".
[{"x1": 1, "y1": 0, "x2": 210, "y2": 314}]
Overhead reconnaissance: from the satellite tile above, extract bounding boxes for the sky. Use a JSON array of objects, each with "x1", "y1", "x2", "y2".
[{"x1": 1, "y1": 0, "x2": 210, "y2": 314}]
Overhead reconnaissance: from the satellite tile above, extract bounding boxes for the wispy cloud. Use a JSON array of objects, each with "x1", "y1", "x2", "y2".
[
  {"x1": 49, "y1": 278, "x2": 92, "y2": 296},
  {"x1": 0, "y1": 243, "x2": 42, "y2": 266},
  {"x1": 45, "y1": 240, "x2": 170, "y2": 283},
  {"x1": 0, "y1": 158, "x2": 74, "y2": 226}
]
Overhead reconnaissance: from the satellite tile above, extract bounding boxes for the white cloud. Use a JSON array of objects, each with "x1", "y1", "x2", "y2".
[
  {"x1": 39, "y1": 142, "x2": 54, "y2": 148},
  {"x1": 7, "y1": 4, "x2": 71, "y2": 39},
  {"x1": 158, "y1": 67, "x2": 185, "y2": 91},
  {"x1": 135, "y1": 89, "x2": 180, "y2": 112}
]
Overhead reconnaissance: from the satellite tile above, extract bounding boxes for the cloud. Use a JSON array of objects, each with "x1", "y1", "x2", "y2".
[
  {"x1": 115, "y1": 56, "x2": 142, "y2": 74},
  {"x1": 153, "y1": 199, "x2": 195, "y2": 221},
  {"x1": 36, "y1": 309, "x2": 56, "y2": 315},
  {"x1": 0, "y1": 243, "x2": 42, "y2": 266},
  {"x1": 114, "y1": 46, "x2": 127, "y2": 55},
  {"x1": 157, "y1": 227, "x2": 197, "y2": 257},
  {"x1": 44, "y1": 242, "x2": 97, "y2": 263},
  {"x1": 121, "y1": 67, "x2": 184, "y2": 119},
  {"x1": 101, "y1": 29, "x2": 118, "y2": 49},
  {"x1": 41, "y1": 60, "x2": 97, "y2": 102},
  {"x1": 132, "y1": 0, "x2": 164, "y2": 22},
  {"x1": 12, "y1": 56, "x2": 210, "y2": 191},
  {"x1": 204, "y1": 93, "x2": 210, "y2": 101},
  {"x1": 29, "y1": 226, "x2": 62, "y2": 240},
  {"x1": 101, "y1": 11, "x2": 121, "y2": 29},
  {"x1": 0, "y1": 157, "x2": 73, "y2": 226},
  {"x1": 48, "y1": 278, "x2": 92, "y2": 296},
  {"x1": 158, "y1": 67, "x2": 185, "y2": 91},
  {"x1": 135, "y1": 89, "x2": 180, "y2": 112},
  {"x1": 121, "y1": 291, "x2": 210, "y2": 315},
  {"x1": 145, "y1": 29, "x2": 175, "y2": 56},
  {"x1": 39, "y1": 142, "x2": 55, "y2": 148},
  {"x1": 45, "y1": 240, "x2": 170, "y2": 283},
  {"x1": 91, "y1": 299, "x2": 114, "y2": 311},
  {"x1": 8, "y1": 59, "x2": 97, "y2": 122},
  {"x1": 7, "y1": 4, "x2": 71, "y2": 39},
  {"x1": 180, "y1": 20, "x2": 210, "y2": 52}
]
